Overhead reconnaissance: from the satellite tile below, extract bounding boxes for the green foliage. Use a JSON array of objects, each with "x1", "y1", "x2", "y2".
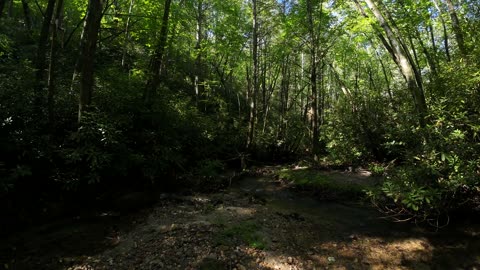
[
  {"x1": 196, "y1": 159, "x2": 224, "y2": 178},
  {"x1": 367, "y1": 167, "x2": 443, "y2": 216},
  {"x1": 1, "y1": 0, "x2": 479, "y2": 230},
  {"x1": 0, "y1": 33, "x2": 13, "y2": 58},
  {"x1": 368, "y1": 163, "x2": 386, "y2": 177},
  {"x1": 59, "y1": 110, "x2": 127, "y2": 188}
]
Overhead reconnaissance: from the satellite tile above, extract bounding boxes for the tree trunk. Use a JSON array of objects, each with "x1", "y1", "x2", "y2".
[
  {"x1": 279, "y1": 55, "x2": 290, "y2": 141},
  {"x1": 7, "y1": 0, "x2": 12, "y2": 17},
  {"x1": 362, "y1": 0, "x2": 427, "y2": 127},
  {"x1": 415, "y1": 28, "x2": 437, "y2": 77},
  {"x1": 77, "y1": 0, "x2": 104, "y2": 123},
  {"x1": 306, "y1": 0, "x2": 319, "y2": 159},
  {"x1": 21, "y1": 0, "x2": 33, "y2": 31},
  {"x1": 432, "y1": 0, "x2": 451, "y2": 61},
  {"x1": 444, "y1": 0, "x2": 466, "y2": 57},
  {"x1": 377, "y1": 56, "x2": 395, "y2": 107},
  {"x1": 144, "y1": 0, "x2": 172, "y2": 109},
  {"x1": 34, "y1": 0, "x2": 56, "y2": 110},
  {"x1": 121, "y1": 0, "x2": 135, "y2": 68},
  {"x1": 0, "y1": 0, "x2": 5, "y2": 18},
  {"x1": 247, "y1": 0, "x2": 258, "y2": 150},
  {"x1": 47, "y1": 0, "x2": 64, "y2": 127},
  {"x1": 194, "y1": 0, "x2": 205, "y2": 108}
]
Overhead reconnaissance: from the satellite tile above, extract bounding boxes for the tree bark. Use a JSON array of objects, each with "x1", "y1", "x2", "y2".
[
  {"x1": 306, "y1": 0, "x2": 320, "y2": 159},
  {"x1": 362, "y1": 0, "x2": 427, "y2": 127},
  {"x1": 144, "y1": 0, "x2": 172, "y2": 109},
  {"x1": 77, "y1": 0, "x2": 104, "y2": 123},
  {"x1": 21, "y1": 0, "x2": 33, "y2": 31},
  {"x1": 121, "y1": 0, "x2": 135, "y2": 68},
  {"x1": 247, "y1": 0, "x2": 258, "y2": 150},
  {"x1": 279, "y1": 54, "x2": 290, "y2": 140},
  {"x1": 415, "y1": 28, "x2": 437, "y2": 76},
  {"x1": 34, "y1": 0, "x2": 56, "y2": 110},
  {"x1": 444, "y1": 0, "x2": 466, "y2": 57},
  {"x1": 194, "y1": 0, "x2": 205, "y2": 108},
  {"x1": 47, "y1": 0, "x2": 64, "y2": 127},
  {"x1": 0, "y1": 0, "x2": 5, "y2": 18},
  {"x1": 432, "y1": 0, "x2": 451, "y2": 61}
]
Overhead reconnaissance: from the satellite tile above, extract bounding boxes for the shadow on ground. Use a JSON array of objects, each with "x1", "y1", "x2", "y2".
[{"x1": 2, "y1": 167, "x2": 479, "y2": 270}]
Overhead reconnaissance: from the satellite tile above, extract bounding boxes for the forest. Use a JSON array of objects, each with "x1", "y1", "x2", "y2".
[{"x1": 0, "y1": 0, "x2": 480, "y2": 268}]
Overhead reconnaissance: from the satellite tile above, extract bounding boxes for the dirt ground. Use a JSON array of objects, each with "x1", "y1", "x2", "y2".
[{"x1": 2, "y1": 167, "x2": 480, "y2": 270}]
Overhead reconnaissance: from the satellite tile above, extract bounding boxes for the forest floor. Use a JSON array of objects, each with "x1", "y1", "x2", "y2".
[{"x1": 2, "y1": 166, "x2": 480, "y2": 270}]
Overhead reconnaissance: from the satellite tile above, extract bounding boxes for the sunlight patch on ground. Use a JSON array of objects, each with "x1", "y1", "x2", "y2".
[{"x1": 303, "y1": 237, "x2": 433, "y2": 269}]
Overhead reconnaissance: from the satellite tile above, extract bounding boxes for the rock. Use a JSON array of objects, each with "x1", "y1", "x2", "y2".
[{"x1": 287, "y1": 257, "x2": 294, "y2": 264}]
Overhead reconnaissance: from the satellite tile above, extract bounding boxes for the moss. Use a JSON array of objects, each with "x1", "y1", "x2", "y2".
[
  {"x1": 278, "y1": 168, "x2": 365, "y2": 199},
  {"x1": 214, "y1": 220, "x2": 267, "y2": 249}
]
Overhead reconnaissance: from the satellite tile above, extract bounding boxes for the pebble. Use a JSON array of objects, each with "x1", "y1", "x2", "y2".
[{"x1": 287, "y1": 256, "x2": 294, "y2": 264}]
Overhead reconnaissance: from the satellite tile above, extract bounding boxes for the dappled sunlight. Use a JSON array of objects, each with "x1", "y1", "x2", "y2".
[
  {"x1": 218, "y1": 205, "x2": 257, "y2": 216},
  {"x1": 361, "y1": 237, "x2": 432, "y2": 267},
  {"x1": 66, "y1": 264, "x2": 96, "y2": 270},
  {"x1": 4, "y1": 173, "x2": 480, "y2": 269}
]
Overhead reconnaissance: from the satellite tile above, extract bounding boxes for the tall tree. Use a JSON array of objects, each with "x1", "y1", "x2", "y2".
[
  {"x1": 77, "y1": 0, "x2": 104, "y2": 123},
  {"x1": 144, "y1": 0, "x2": 172, "y2": 108},
  {"x1": 0, "y1": 0, "x2": 5, "y2": 18},
  {"x1": 121, "y1": 0, "x2": 135, "y2": 68},
  {"x1": 20, "y1": 0, "x2": 33, "y2": 31},
  {"x1": 194, "y1": 0, "x2": 206, "y2": 108},
  {"x1": 444, "y1": 0, "x2": 466, "y2": 57},
  {"x1": 360, "y1": 0, "x2": 428, "y2": 127},
  {"x1": 432, "y1": 0, "x2": 451, "y2": 61},
  {"x1": 34, "y1": 0, "x2": 56, "y2": 109},
  {"x1": 47, "y1": 0, "x2": 64, "y2": 126},
  {"x1": 247, "y1": 0, "x2": 259, "y2": 150},
  {"x1": 306, "y1": 0, "x2": 320, "y2": 158}
]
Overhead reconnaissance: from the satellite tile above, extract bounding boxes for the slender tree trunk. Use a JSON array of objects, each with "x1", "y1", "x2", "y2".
[
  {"x1": 427, "y1": 11, "x2": 437, "y2": 58},
  {"x1": 362, "y1": 0, "x2": 427, "y2": 127},
  {"x1": 34, "y1": 0, "x2": 56, "y2": 110},
  {"x1": 247, "y1": 0, "x2": 258, "y2": 150},
  {"x1": 279, "y1": 55, "x2": 290, "y2": 140},
  {"x1": 47, "y1": 0, "x2": 64, "y2": 127},
  {"x1": 21, "y1": 0, "x2": 33, "y2": 31},
  {"x1": 7, "y1": 0, "x2": 12, "y2": 17},
  {"x1": 432, "y1": 0, "x2": 451, "y2": 61},
  {"x1": 306, "y1": 0, "x2": 319, "y2": 158},
  {"x1": 0, "y1": 0, "x2": 5, "y2": 18},
  {"x1": 378, "y1": 57, "x2": 394, "y2": 106},
  {"x1": 415, "y1": 28, "x2": 437, "y2": 76},
  {"x1": 194, "y1": 0, "x2": 204, "y2": 108},
  {"x1": 444, "y1": 0, "x2": 466, "y2": 57},
  {"x1": 77, "y1": 0, "x2": 104, "y2": 123},
  {"x1": 144, "y1": 0, "x2": 172, "y2": 109},
  {"x1": 121, "y1": 0, "x2": 135, "y2": 68},
  {"x1": 408, "y1": 34, "x2": 421, "y2": 70}
]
